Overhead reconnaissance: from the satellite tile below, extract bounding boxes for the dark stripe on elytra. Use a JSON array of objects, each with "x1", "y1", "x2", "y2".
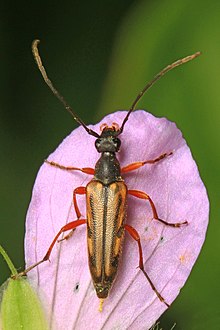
[
  {"x1": 111, "y1": 255, "x2": 119, "y2": 268},
  {"x1": 89, "y1": 193, "x2": 95, "y2": 220},
  {"x1": 101, "y1": 186, "x2": 108, "y2": 279},
  {"x1": 89, "y1": 193, "x2": 97, "y2": 267},
  {"x1": 109, "y1": 192, "x2": 122, "y2": 269},
  {"x1": 113, "y1": 183, "x2": 120, "y2": 194}
]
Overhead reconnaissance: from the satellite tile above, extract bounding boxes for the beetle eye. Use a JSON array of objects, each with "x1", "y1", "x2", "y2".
[
  {"x1": 113, "y1": 138, "x2": 121, "y2": 150},
  {"x1": 95, "y1": 139, "x2": 101, "y2": 149}
]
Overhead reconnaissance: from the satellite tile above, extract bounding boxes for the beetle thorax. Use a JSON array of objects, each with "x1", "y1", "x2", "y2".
[{"x1": 94, "y1": 151, "x2": 122, "y2": 185}]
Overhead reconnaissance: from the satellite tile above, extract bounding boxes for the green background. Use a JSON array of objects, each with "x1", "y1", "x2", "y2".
[{"x1": 0, "y1": 0, "x2": 219, "y2": 329}]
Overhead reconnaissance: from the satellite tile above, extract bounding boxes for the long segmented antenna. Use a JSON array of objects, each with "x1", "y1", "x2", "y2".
[
  {"x1": 32, "y1": 40, "x2": 100, "y2": 138},
  {"x1": 118, "y1": 51, "x2": 201, "y2": 135}
]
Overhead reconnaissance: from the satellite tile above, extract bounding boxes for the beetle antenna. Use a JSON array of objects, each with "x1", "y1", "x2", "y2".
[
  {"x1": 32, "y1": 40, "x2": 100, "y2": 138},
  {"x1": 119, "y1": 51, "x2": 201, "y2": 134}
]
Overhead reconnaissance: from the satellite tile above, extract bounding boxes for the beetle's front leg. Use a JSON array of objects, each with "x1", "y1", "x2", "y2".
[
  {"x1": 45, "y1": 159, "x2": 95, "y2": 175},
  {"x1": 121, "y1": 152, "x2": 172, "y2": 174}
]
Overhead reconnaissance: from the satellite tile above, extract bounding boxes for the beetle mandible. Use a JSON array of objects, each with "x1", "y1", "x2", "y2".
[{"x1": 19, "y1": 40, "x2": 200, "y2": 311}]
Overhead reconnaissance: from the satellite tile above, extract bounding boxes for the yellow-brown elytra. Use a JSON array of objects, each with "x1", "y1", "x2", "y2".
[{"x1": 17, "y1": 40, "x2": 201, "y2": 311}]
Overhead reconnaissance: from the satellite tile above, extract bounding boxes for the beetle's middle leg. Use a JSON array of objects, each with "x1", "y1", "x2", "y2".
[
  {"x1": 59, "y1": 186, "x2": 86, "y2": 242},
  {"x1": 128, "y1": 190, "x2": 188, "y2": 227},
  {"x1": 121, "y1": 152, "x2": 172, "y2": 174},
  {"x1": 125, "y1": 224, "x2": 169, "y2": 307},
  {"x1": 45, "y1": 160, "x2": 91, "y2": 241}
]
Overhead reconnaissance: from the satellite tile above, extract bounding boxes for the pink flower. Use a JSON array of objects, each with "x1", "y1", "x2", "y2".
[{"x1": 25, "y1": 110, "x2": 209, "y2": 329}]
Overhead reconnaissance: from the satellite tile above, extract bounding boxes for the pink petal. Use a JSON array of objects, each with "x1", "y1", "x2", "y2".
[{"x1": 25, "y1": 110, "x2": 209, "y2": 330}]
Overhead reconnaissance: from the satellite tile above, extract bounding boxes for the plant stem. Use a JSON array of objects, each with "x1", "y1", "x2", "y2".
[{"x1": 0, "y1": 245, "x2": 17, "y2": 276}]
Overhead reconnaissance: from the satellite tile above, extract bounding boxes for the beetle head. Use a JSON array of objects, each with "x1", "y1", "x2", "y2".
[{"x1": 95, "y1": 123, "x2": 121, "y2": 153}]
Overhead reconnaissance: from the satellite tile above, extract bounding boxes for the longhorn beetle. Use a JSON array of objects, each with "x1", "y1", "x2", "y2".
[{"x1": 17, "y1": 40, "x2": 200, "y2": 311}]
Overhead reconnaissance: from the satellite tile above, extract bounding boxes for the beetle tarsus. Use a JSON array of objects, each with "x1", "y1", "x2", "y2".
[{"x1": 58, "y1": 229, "x2": 76, "y2": 242}]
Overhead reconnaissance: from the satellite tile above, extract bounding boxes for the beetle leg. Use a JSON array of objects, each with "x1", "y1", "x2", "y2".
[
  {"x1": 59, "y1": 186, "x2": 86, "y2": 242},
  {"x1": 128, "y1": 190, "x2": 188, "y2": 227},
  {"x1": 125, "y1": 224, "x2": 169, "y2": 307},
  {"x1": 45, "y1": 159, "x2": 95, "y2": 175},
  {"x1": 13, "y1": 219, "x2": 86, "y2": 278},
  {"x1": 121, "y1": 152, "x2": 172, "y2": 174},
  {"x1": 73, "y1": 187, "x2": 86, "y2": 219}
]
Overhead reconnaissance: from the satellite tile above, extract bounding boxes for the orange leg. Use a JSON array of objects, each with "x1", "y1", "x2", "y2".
[
  {"x1": 121, "y1": 152, "x2": 172, "y2": 174},
  {"x1": 73, "y1": 187, "x2": 86, "y2": 219},
  {"x1": 45, "y1": 159, "x2": 95, "y2": 175},
  {"x1": 125, "y1": 224, "x2": 169, "y2": 307},
  {"x1": 14, "y1": 219, "x2": 86, "y2": 278},
  {"x1": 59, "y1": 186, "x2": 86, "y2": 242},
  {"x1": 128, "y1": 190, "x2": 188, "y2": 227}
]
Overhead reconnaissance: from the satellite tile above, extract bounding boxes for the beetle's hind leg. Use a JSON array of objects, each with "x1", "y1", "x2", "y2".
[
  {"x1": 128, "y1": 190, "x2": 188, "y2": 227},
  {"x1": 125, "y1": 224, "x2": 169, "y2": 307},
  {"x1": 13, "y1": 219, "x2": 86, "y2": 279}
]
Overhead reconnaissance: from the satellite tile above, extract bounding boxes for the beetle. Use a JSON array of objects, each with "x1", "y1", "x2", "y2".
[{"x1": 18, "y1": 40, "x2": 200, "y2": 311}]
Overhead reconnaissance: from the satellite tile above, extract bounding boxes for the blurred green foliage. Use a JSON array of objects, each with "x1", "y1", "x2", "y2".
[{"x1": 0, "y1": 0, "x2": 219, "y2": 329}]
